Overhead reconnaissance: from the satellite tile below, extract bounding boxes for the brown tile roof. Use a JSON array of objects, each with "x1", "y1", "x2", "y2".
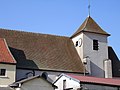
[
  {"x1": 0, "y1": 29, "x2": 84, "y2": 73},
  {"x1": 68, "y1": 74, "x2": 120, "y2": 86},
  {"x1": 0, "y1": 38, "x2": 16, "y2": 64},
  {"x1": 71, "y1": 16, "x2": 110, "y2": 38}
]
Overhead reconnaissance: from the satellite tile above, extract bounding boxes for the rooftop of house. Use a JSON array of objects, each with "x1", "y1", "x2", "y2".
[
  {"x1": 10, "y1": 74, "x2": 58, "y2": 89},
  {"x1": 68, "y1": 74, "x2": 120, "y2": 86},
  {"x1": 10, "y1": 74, "x2": 56, "y2": 87},
  {"x1": 71, "y1": 16, "x2": 110, "y2": 38},
  {"x1": 0, "y1": 38, "x2": 16, "y2": 64},
  {"x1": 0, "y1": 28, "x2": 84, "y2": 73}
]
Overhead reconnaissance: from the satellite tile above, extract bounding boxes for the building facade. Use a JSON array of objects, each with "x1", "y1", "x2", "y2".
[{"x1": 0, "y1": 16, "x2": 119, "y2": 89}]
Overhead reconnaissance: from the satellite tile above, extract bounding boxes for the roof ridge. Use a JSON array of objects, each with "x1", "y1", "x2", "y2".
[
  {"x1": 82, "y1": 16, "x2": 89, "y2": 30},
  {"x1": 0, "y1": 28, "x2": 69, "y2": 38}
]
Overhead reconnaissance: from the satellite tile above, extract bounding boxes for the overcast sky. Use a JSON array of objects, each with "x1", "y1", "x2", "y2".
[{"x1": 0, "y1": 0, "x2": 120, "y2": 58}]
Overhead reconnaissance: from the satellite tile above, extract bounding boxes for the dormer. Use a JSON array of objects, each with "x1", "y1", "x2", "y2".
[{"x1": 0, "y1": 38, "x2": 16, "y2": 87}]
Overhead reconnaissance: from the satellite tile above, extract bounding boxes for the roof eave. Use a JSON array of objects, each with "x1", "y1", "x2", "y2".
[
  {"x1": 16, "y1": 67, "x2": 85, "y2": 74},
  {"x1": 0, "y1": 62, "x2": 16, "y2": 65},
  {"x1": 82, "y1": 31, "x2": 111, "y2": 36},
  {"x1": 81, "y1": 81, "x2": 120, "y2": 87},
  {"x1": 70, "y1": 30, "x2": 110, "y2": 39}
]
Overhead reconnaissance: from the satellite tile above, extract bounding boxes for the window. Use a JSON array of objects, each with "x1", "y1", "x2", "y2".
[
  {"x1": 0, "y1": 69, "x2": 6, "y2": 76},
  {"x1": 63, "y1": 80, "x2": 66, "y2": 90},
  {"x1": 93, "y1": 40, "x2": 99, "y2": 50},
  {"x1": 76, "y1": 41, "x2": 78, "y2": 47}
]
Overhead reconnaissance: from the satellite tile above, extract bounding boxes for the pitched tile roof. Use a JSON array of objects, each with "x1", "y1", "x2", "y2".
[
  {"x1": 68, "y1": 74, "x2": 120, "y2": 86},
  {"x1": 0, "y1": 38, "x2": 16, "y2": 64},
  {"x1": 0, "y1": 29, "x2": 84, "y2": 73},
  {"x1": 71, "y1": 16, "x2": 110, "y2": 38}
]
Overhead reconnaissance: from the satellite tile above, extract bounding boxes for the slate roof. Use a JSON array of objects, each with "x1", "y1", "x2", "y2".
[
  {"x1": 0, "y1": 38, "x2": 16, "y2": 64},
  {"x1": 71, "y1": 16, "x2": 110, "y2": 38},
  {"x1": 108, "y1": 46, "x2": 120, "y2": 77},
  {"x1": 0, "y1": 29, "x2": 84, "y2": 73},
  {"x1": 68, "y1": 74, "x2": 120, "y2": 86}
]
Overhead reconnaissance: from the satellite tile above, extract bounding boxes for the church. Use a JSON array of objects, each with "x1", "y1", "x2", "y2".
[{"x1": 0, "y1": 15, "x2": 120, "y2": 89}]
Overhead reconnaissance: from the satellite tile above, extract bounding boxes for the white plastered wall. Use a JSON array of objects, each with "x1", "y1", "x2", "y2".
[
  {"x1": 72, "y1": 32, "x2": 111, "y2": 78},
  {"x1": 83, "y1": 32, "x2": 108, "y2": 77},
  {"x1": 0, "y1": 63, "x2": 16, "y2": 87},
  {"x1": 72, "y1": 33, "x2": 84, "y2": 62},
  {"x1": 54, "y1": 75, "x2": 80, "y2": 90}
]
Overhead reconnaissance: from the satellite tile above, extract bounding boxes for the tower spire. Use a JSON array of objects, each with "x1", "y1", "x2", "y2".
[{"x1": 88, "y1": 0, "x2": 91, "y2": 16}]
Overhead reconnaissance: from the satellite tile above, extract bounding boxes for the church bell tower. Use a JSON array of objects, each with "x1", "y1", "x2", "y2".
[{"x1": 71, "y1": 16, "x2": 112, "y2": 78}]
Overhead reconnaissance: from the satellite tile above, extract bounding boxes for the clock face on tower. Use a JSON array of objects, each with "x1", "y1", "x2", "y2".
[{"x1": 78, "y1": 38, "x2": 82, "y2": 47}]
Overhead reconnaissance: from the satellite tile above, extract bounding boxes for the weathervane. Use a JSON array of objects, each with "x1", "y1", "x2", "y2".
[{"x1": 88, "y1": 0, "x2": 91, "y2": 16}]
